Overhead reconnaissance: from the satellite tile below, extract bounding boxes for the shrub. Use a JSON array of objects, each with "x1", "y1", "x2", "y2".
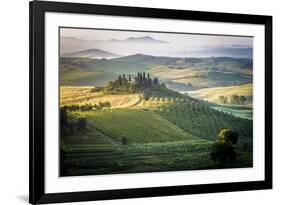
[
  {"x1": 210, "y1": 141, "x2": 236, "y2": 164},
  {"x1": 218, "y1": 128, "x2": 238, "y2": 144}
]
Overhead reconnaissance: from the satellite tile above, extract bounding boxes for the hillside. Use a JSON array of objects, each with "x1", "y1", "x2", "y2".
[
  {"x1": 114, "y1": 54, "x2": 180, "y2": 65},
  {"x1": 60, "y1": 57, "x2": 150, "y2": 86},
  {"x1": 59, "y1": 55, "x2": 252, "y2": 90},
  {"x1": 72, "y1": 109, "x2": 195, "y2": 144},
  {"x1": 60, "y1": 85, "x2": 253, "y2": 176},
  {"x1": 187, "y1": 83, "x2": 253, "y2": 105},
  {"x1": 115, "y1": 54, "x2": 252, "y2": 71},
  {"x1": 61, "y1": 85, "x2": 252, "y2": 143},
  {"x1": 60, "y1": 86, "x2": 142, "y2": 107},
  {"x1": 149, "y1": 65, "x2": 252, "y2": 90},
  {"x1": 61, "y1": 48, "x2": 120, "y2": 59}
]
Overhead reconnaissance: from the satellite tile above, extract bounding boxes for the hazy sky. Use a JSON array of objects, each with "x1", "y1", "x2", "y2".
[{"x1": 60, "y1": 28, "x2": 253, "y2": 58}]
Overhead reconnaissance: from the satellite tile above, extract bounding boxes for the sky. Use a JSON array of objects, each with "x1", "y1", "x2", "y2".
[{"x1": 60, "y1": 28, "x2": 253, "y2": 58}]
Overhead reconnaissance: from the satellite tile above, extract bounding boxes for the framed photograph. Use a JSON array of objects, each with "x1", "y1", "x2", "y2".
[{"x1": 29, "y1": 1, "x2": 272, "y2": 204}]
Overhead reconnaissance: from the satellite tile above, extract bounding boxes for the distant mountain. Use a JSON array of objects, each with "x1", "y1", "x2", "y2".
[
  {"x1": 109, "y1": 36, "x2": 169, "y2": 44},
  {"x1": 114, "y1": 53, "x2": 180, "y2": 65},
  {"x1": 61, "y1": 49, "x2": 121, "y2": 59}
]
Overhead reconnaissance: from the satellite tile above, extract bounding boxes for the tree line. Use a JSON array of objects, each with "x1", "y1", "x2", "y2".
[
  {"x1": 218, "y1": 95, "x2": 252, "y2": 105},
  {"x1": 61, "y1": 102, "x2": 111, "y2": 112}
]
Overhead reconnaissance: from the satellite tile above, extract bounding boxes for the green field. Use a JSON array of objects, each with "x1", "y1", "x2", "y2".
[
  {"x1": 72, "y1": 109, "x2": 195, "y2": 143},
  {"x1": 62, "y1": 141, "x2": 252, "y2": 176},
  {"x1": 60, "y1": 85, "x2": 253, "y2": 176}
]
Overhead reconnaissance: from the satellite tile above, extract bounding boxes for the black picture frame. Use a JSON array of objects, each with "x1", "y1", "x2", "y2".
[{"x1": 29, "y1": 1, "x2": 272, "y2": 204}]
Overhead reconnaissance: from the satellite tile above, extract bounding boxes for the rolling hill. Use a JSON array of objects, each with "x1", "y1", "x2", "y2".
[
  {"x1": 61, "y1": 48, "x2": 120, "y2": 59},
  {"x1": 61, "y1": 85, "x2": 252, "y2": 143},
  {"x1": 60, "y1": 85, "x2": 253, "y2": 176},
  {"x1": 59, "y1": 55, "x2": 252, "y2": 89},
  {"x1": 186, "y1": 83, "x2": 253, "y2": 105},
  {"x1": 59, "y1": 57, "x2": 150, "y2": 86},
  {"x1": 149, "y1": 65, "x2": 252, "y2": 90}
]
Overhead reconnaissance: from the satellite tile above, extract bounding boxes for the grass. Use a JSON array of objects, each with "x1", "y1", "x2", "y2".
[
  {"x1": 70, "y1": 109, "x2": 195, "y2": 144},
  {"x1": 61, "y1": 140, "x2": 252, "y2": 176},
  {"x1": 60, "y1": 69, "x2": 118, "y2": 86}
]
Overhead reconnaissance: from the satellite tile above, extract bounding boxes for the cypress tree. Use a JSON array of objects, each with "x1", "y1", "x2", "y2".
[
  {"x1": 153, "y1": 77, "x2": 159, "y2": 85},
  {"x1": 118, "y1": 75, "x2": 122, "y2": 85}
]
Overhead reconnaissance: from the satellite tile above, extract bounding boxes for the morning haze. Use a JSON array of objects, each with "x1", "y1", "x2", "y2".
[{"x1": 60, "y1": 28, "x2": 253, "y2": 58}]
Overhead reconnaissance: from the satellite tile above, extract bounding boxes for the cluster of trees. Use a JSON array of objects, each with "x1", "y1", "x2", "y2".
[
  {"x1": 104, "y1": 72, "x2": 160, "y2": 93},
  {"x1": 135, "y1": 72, "x2": 159, "y2": 90},
  {"x1": 105, "y1": 74, "x2": 136, "y2": 93},
  {"x1": 61, "y1": 102, "x2": 111, "y2": 112},
  {"x1": 210, "y1": 129, "x2": 239, "y2": 164},
  {"x1": 218, "y1": 95, "x2": 252, "y2": 105},
  {"x1": 60, "y1": 102, "x2": 111, "y2": 136},
  {"x1": 60, "y1": 107, "x2": 88, "y2": 136}
]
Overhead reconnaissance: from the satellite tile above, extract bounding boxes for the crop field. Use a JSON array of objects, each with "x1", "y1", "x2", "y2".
[
  {"x1": 155, "y1": 101, "x2": 252, "y2": 143},
  {"x1": 70, "y1": 109, "x2": 195, "y2": 144},
  {"x1": 60, "y1": 85, "x2": 253, "y2": 176},
  {"x1": 60, "y1": 86, "x2": 141, "y2": 108}
]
